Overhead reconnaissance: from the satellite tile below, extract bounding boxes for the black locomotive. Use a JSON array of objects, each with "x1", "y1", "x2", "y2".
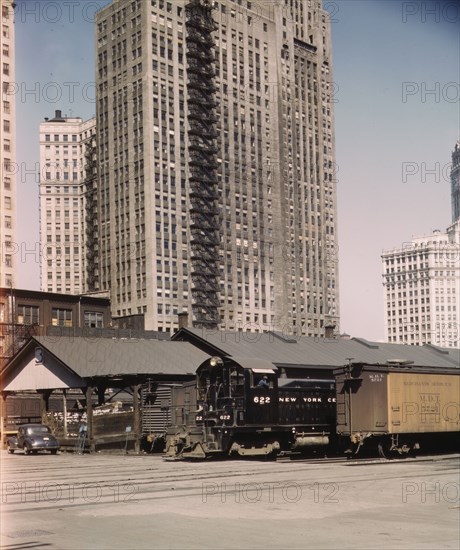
[{"x1": 165, "y1": 357, "x2": 336, "y2": 458}]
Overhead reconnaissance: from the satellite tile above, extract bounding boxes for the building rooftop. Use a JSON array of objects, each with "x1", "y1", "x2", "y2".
[{"x1": 173, "y1": 328, "x2": 460, "y2": 369}]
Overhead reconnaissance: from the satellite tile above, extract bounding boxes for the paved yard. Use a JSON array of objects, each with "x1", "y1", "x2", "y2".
[{"x1": 1, "y1": 452, "x2": 459, "y2": 549}]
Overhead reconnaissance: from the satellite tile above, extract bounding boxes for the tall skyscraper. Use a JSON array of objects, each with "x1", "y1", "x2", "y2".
[
  {"x1": 0, "y1": 0, "x2": 16, "y2": 289},
  {"x1": 95, "y1": 0, "x2": 339, "y2": 335},
  {"x1": 451, "y1": 140, "x2": 460, "y2": 224},
  {"x1": 382, "y1": 224, "x2": 460, "y2": 348},
  {"x1": 39, "y1": 111, "x2": 97, "y2": 295}
]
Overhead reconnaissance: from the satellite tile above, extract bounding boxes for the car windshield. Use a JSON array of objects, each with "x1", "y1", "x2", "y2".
[{"x1": 26, "y1": 426, "x2": 51, "y2": 435}]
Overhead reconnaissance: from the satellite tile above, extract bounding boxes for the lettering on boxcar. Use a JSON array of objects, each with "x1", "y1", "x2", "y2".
[{"x1": 420, "y1": 393, "x2": 440, "y2": 423}]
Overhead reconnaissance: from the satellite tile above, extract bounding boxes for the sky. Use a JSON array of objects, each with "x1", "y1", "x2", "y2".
[{"x1": 11, "y1": 0, "x2": 460, "y2": 342}]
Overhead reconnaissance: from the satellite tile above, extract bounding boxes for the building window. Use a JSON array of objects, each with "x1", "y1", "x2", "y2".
[
  {"x1": 84, "y1": 311, "x2": 104, "y2": 328},
  {"x1": 51, "y1": 308, "x2": 73, "y2": 327},
  {"x1": 17, "y1": 305, "x2": 40, "y2": 325}
]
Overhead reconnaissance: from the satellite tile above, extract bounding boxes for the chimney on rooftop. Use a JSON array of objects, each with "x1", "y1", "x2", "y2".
[
  {"x1": 178, "y1": 311, "x2": 189, "y2": 329},
  {"x1": 55, "y1": 109, "x2": 62, "y2": 119}
]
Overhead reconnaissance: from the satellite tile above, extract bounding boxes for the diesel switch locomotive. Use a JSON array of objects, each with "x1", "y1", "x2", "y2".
[{"x1": 166, "y1": 357, "x2": 336, "y2": 458}]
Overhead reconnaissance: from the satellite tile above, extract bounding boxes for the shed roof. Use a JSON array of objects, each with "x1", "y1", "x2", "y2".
[
  {"x1": 173, "y1": 328, "x2": 460, "y2": 369},
  {"x1": 37, "y1": 336, "x2": 211, "y2": 377},
  {"x1": 2, "y1": 336, "x2": 211, "y2": 381}
]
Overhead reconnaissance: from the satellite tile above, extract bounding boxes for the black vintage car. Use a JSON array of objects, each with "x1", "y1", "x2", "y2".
[{"x1": 7, "y1": 424, "x2": 60, "y2": 455}]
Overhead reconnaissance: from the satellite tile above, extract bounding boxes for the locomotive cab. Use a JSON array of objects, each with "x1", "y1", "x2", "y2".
[
  {"x1": 245, "y1": 369, "x2": 278, "y2": 425},
  {"x1": 196, "y1": 359, "x2": 278, "y2": 429}
]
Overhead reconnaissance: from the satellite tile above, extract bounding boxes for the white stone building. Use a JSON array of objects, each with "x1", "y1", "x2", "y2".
[
  {"x1": 382, "y1": 223, "x2": 460, "y2": 348},
  {"x1": 39, "y1": 112, "x2": 96, "y2": 294},
  {"x1": 451, "y1": 140, "x2": 460, "y2": 224},
  {"x1": 0, "y1": 0, "x2": 16, "y2": 288}
]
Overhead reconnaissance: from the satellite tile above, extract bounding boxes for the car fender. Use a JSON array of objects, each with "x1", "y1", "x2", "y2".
[{"x1": 7, "y1": 435, "x2": 18, "y2": 449}]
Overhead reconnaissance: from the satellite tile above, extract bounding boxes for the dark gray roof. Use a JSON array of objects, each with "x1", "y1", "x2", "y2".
[
  {"x1": 174, "y1": 328, "x2": 459, "y2": 369},
  {"x1": 33, "y1": 336, "x2": 211, "y2": 377}
]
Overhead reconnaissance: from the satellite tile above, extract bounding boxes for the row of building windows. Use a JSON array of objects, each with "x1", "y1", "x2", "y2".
[{"x1": 14, "y1": 305, "x2": 104, "y2": 328}]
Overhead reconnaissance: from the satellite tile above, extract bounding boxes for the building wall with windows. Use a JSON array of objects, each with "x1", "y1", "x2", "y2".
[
  {"x1": 95, "y1": 0, "x2": 339, "y2": 335},
  {"x1": 382, "y1": 223, "x2": 460, "y2": 348},
  {"x1": 0, "y1": 287, "x2": 111, "y2": 366},
  {"x1": 39, "y1": 112, "x2": 96, "y2": 294},
  {"x1": 451, "y1": 140, "x2": 460, "y2": 224},
  {"x1": 0, "y1": 0, "x2": 16, "y2": 288}
]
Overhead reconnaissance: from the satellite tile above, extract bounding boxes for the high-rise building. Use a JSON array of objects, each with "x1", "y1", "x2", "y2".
[
  {"x1": 39, "y1": 111, "x2": 97, "y2": 294},
  {"x1": 451, "y1": 140, "x2": 460, "y2": 224},
  {"x1": 382, "y1": 224, "x2": 460, "y2": 348},
  {"x1": 0, "y1": 0, "x2": 16, "y2": 288},
  {"x1": 95, "y1": 0, "x2": 339, "y2": 335}
]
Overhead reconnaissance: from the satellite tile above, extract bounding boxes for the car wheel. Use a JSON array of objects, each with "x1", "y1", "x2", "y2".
[
  {"x1": 8, "y1": 448, "x2": 14, "y2": 454},
  {"x1": 50, "y1": 449, "x2": 58, "y2": 455},
  {"x1": 23, "y1": 444, "x2": 30, "y2": 455}
]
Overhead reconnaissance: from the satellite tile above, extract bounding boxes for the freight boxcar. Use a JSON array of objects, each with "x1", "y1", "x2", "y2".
[{"x1": 335, "y1": 363, "x2": 460, "y2": 457}]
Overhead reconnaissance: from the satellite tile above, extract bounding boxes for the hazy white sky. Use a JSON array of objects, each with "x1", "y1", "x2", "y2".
[{"x1": 12, "y1": 0, "x2": 460, "y2": 341}]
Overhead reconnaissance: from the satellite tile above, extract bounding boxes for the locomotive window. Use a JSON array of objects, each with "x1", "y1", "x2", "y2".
[
  {"x1": 251, "y1": 374, "x2": 273, "y2": 389},
  {"x1": 230, "y1": 368, "x2": 244, "y2": 397}
]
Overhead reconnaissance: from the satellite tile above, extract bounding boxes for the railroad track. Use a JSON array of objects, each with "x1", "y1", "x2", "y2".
[{"x1": 277, "y1": 451, "x2": 460, "y2": 465}]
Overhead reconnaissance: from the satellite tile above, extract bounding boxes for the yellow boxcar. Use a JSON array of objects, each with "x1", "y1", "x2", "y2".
[
  {"x1": 387, "y1": 372, "x2": 459, "y2": 434},
  {"x1": 335, "y1": 364, "x2": 459, "y2": 456}
]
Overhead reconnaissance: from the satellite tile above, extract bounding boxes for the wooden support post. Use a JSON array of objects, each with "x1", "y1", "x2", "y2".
[
  {"x1": 86, "y1": 385, "x2": 95, "y2": 453},
  {"x1": 38, "y1": 390, "x2": 53, "y2": 425},
  {"x1": 62, "y1": 389, "x2": 68, "y2": 438},
  {"x1": 133, "y1": 383, "x2": 141, "y2": 454},
  {"x1": 0, "y1": 392, "x2": 6, "y2": 448},
  {"x1": 97, "y1": 386, "x2": 105, "y2": 406}
]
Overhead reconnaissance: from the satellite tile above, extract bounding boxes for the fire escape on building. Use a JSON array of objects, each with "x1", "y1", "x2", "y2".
[{"x1": 186, "y1": 1, "x2": 220, "y2": 329}]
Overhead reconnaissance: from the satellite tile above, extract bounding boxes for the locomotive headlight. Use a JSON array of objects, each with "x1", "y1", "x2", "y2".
[{"x1": 210, "y1": 356, "x2": 223, "y2": 367}]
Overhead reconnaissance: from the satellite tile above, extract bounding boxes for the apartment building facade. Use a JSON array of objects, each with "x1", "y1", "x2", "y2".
[
  {"x1": 39, "y1": 112, "x2": 97, "y2": 294},
  {"x1": 451, "y1": 140, "x2": 460, "y2": 224},
  {"x1": 95, "y1": 0, "x2": 339, "y2": 335},
  {"x1": 0, "y1": 0, "x2": 16, "y2": 288},
  {"x1": 382, "y1": 223, "x2": 460, "y2": 348}
]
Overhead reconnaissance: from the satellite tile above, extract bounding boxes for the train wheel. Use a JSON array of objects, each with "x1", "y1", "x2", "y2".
[{"x1": 378, "y1": 440, "x2": 392, "y2": 459}]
